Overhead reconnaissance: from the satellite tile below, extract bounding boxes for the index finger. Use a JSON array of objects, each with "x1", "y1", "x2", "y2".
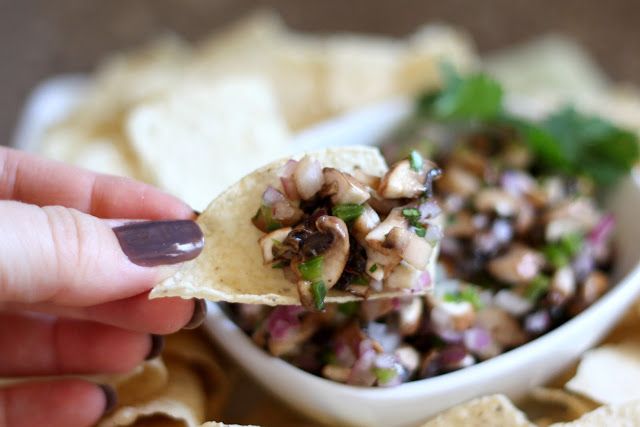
[{"x1": 0, "y1": 146, "x2": 194, "y2": 219}]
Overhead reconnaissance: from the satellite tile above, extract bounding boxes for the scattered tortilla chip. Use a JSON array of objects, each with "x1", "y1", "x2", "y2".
[
  {"x1": 151, "y1": 146, "x2": 439, "y2": 305},
  {"x1": 98, "y1": 358, "x2": 206, "y2": 427},
  {"x1": 420, "y1": 394, "x2": 534, "y2": 426},
  {"x1": 565, "y1": 341, "x2": 640, "y2": 405},
  {"x1": 549, "y1": 399, "x2": 640, "y2": 427},
  {"x1": 95, "y1": 358, "x2": 169, "y2": 407},
  {"x1": 126, "y1": 78, "x2": 291, "y2": 211},
  {"x1": 528, "y1": 387, "x2": 598, "y2": 421}
]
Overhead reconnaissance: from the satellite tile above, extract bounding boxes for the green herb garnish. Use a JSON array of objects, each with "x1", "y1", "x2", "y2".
[
  {"x1": 525, "y1": 275, "x2": 550, "y2": 301},
  {"x1": 350, "y1": 275, "x2": 369, "y2": 286},
  {"x1": 373, "y1": 367, "x2": 397, "y2": 384},
  {"x1": 413, "y1": 224, "x2": 427, "y2": 237},
  {"x1": 252, "y1": 204, "x2": 282, "y2": 232},
  {"x1": 332, "y1": 203, "x2": 364, "y2": 222},
  {"x1": 369, "y1": 263, "x2": 378, "y2": 273},
  {"x1": 409, "y1": 150, "x2": 423, "y2": 172},
  {"x1": 299, "y1": 256, "x2": 324, "y2": 281},
  {"x1": 402, "y1": 207, "x2": 426, "y2": 237},
  {"x1": 311, "y1": 280, "x2": 327, "y2": 310},
  {"x1": 543, "y1": 232, "x2": 584, "y2": 268},
  {"x1": 443, "y1": 285, "x2": 484, "y2": 310},
  {"x1": 271, "y1": 261, "x2": 286, "y2": 269}
]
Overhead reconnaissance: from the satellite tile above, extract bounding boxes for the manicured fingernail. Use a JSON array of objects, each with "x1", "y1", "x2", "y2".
[
  {"x1": 98, "y1": 384, "x2": 118, "y2": 415},
  {"x1": 146, "y1": 335, "x2": 165, "y2": 360},
  {"x1": 113, "y1": 220, "x2": 204, "y2": 267},
  {"x1": 183, "y1": 299, "x2": 207, "y2": 330},
  {"x1": 193, "y1": 210, "x2": 202, "y2": 216}
]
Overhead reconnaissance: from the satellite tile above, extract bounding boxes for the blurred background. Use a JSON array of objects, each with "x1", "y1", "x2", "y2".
[{"x1": 2, "y1": 0, "x2": 639, "y2": 146}]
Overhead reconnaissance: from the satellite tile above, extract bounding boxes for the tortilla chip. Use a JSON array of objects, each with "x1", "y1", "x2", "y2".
[
  {"x1": 420, "y1": 394, "x2": 534, "y2": 426},
  {"x1": 151, "y1": 146, "x2": 439, "y2": 305},
  {"x1": 549, "y1": 400, "x2": 640, "y2": 426},
  {"x1": 98, "y1": 358, "x2": 206, "y2": 427},
  {"x1": 526, "y1": 387, "x2": 599, "y2": 422},
  {"x1": 126, "y1": 77, "x2": 291, "y2": 211},
  {"x1": 565, "y1": 341, "x2": 640, "y2": 405},
  {"x1": 200, "y1": 423, "x2": 258, "y2": 427},
  {"x1": 94, "y1": 358, "x2": 169, "y2": 407}
]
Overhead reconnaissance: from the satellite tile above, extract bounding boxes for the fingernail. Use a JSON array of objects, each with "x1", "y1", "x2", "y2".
[
  {"x1": 146, "y1": 334, "x2": 165, "y2": 360},
  {"x1": 113, "y1": 220, "x2": 204, "y2": 267},
  {"x1": 193, "y1": 210, "x2": 202, "y2": 217},
  {"x1": 183, "y1": 299, "x2": 207, "y2": 329},
  {"x1": 98, "y1": 384, "x2": 118, "y2": 415}
]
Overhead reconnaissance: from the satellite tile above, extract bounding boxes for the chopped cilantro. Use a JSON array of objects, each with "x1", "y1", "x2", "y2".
[
  {"x1": 369, "y1": 263, "x2": 378, "y2": 273},
  {"x1": 332, "y1": 204, "x2": 364, "y2": 222},
  {"x1": 311, "y1": 280, "x2": 327, "y2": 310},
  {"x1": 413, "y1": 224, "x2": 427, "y2": 237},
  {"x1": 271, "y1": 261, "x2": 286, "y2": 269},
  {"x1": 525, "y1": 275, "x2": 550, "y2": 301},
  {"x1": 543, "y1": 232, "x2": 584, "y2": 268},
  {"x1": 299, "y1": 256, "x2": 323, "y2": 282},
  {"x1": 409, "y1": 150, "x2": 423, "y2": 172},
  {"x1": 350, "y1": 275, "x2": 369, "y2": 286},
  {"x1": 373, "y1": 367, "x2": 397, "y2": 384},
  {"x1": 402, "y1": 208, "x2": 421, "y2": 220}
]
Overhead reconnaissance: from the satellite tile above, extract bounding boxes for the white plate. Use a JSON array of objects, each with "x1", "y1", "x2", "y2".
[{"x1": 16, "y1": 76, "x2": 640, "y2": 427}]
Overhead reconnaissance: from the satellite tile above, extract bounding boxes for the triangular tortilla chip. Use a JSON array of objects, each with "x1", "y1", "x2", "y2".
[
  {"x1": 151, "y1": 146, "x2": 439, "y2": 305},
  {"x1": 549, "y1": 399, "x2": 640, "y2": 426},
  {"x1": 420, "y1": 394, "x2": 534, "y2": 427}
]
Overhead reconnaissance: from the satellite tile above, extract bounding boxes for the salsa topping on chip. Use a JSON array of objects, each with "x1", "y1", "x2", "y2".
[{"x1": 252, "y1": 151, "x2": 443, "y2": 310}]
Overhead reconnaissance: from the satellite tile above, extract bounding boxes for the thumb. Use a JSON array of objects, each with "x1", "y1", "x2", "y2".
[{"x1": 0, "y1": 201, "x2": 203, "y2": 306}]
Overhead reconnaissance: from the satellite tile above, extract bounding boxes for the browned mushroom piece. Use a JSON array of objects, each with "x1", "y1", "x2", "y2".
[
  {"x1": 431, "y1": 300, "x2": 476, "y2": 332},
  {"x1": 474, "y1": 188, "x2": 520, "y2": 217},
  {"x1": 352, "y1": 204, "x2": 381, "y2": 241},
  {"x1": 322, "y1": 365, "x2": 351, "y2": 383},
  {"x1": 365, "y1": 208, "x2": 408, "y2": 247},
  {"x1": 399, "y1": 297, "x2": 423, "y2": 335},
  {"x1": 352, "y1": 168, "x2": 381, "y2": 189},
  {"x1": 395, "y1": 345, "x2": 420, "y2": 373},
  {"x1": 321, "y1": 168, "x2": 371, "y2": 205},
  {"x1": 502, "y1": 143, "x2": 532, "y2": 169},
  {"x1": 475, "y1": 307, "x2": 526, "y2": 349},
  {"x1": 487, "y1": 244, "x2": 544, "y2": 285},
  {"x1": 360, "y1": 298, "x2": 396, "y2": 322},
  {"x1": 545, "y1": 198, "x2": 601, "y2": 241},
  {"x1": 293, "y1": 155, "x2": 325, "y2": 200},
  {"x1": 437, "y1": 166, "x2": 481, "y2": 198},
  {"x1": 581, "y1": 271, "x2": 609, "y2": 306},
  {"x1": 445, "y1": 210, "x2": 476, "y2": 238},
  {"x1": 314, "y1": 215, "x2": 350, "y2": 288},
  {"x1": 258, "y1": 226, "x2": 292, "y2": 264},
  {"x1": 268, "y1": 315, "x2": 319, "y2": 357},
  {"x1": 378, "y1": 158, "x2": 439, "y2": 199},
  {"x1": 449, "y1": 148, "x2": 489, "y2": 177},
  {"x1": 548, "y1": 266, "x2": 576, "y2": 305}
]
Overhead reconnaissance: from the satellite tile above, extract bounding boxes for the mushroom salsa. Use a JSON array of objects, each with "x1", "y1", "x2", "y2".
[{"x1": 228, "y1": 68, "x2": 639, "y2": 387}]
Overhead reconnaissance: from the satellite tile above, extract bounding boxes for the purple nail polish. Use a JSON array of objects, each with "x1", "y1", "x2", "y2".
[{"x1": 113, "y1": 220, "x2": 204, "y2": 267}]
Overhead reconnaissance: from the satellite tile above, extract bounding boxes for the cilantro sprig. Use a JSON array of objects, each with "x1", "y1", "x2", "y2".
[{"x1": 416, "y1": 65, "x2": 639, "y2": 187}]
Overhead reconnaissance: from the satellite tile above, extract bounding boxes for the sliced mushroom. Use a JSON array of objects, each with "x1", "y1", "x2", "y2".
[
  {"x1": 384, "y1": 261, "x2": 422, "y2": 291},
  {"x1": 378, "y1": 159, "x2": 439, "y2": 199},
  {"x1": 383, "y1": 226, "x2": 433, "y2": 271},
  {"x1": 365, "y1": 247, "x2": 398, "y2": 281},
  {"x1": 352, "y1": 168, "x2": 381, "y2": 189},
  {"x1": 314, "y1": 215, "x2": 350, "y2": 289},
  {"x1": 352, "y1": 204, "x2": 380, "y2": 242},
  {"x1": 293, "y1": 155, "x2": 324, "y2": 200},
  {"x1": 321, "y1": 168, "x2": 370, "y2": 205},
  {"x1": 399, "y1": 297, "x2": 423, "y2": 335},
  {"x1": 322, "y1": 365, "x2": 351, "y2": 383},
  {"x1": 431, "y1": 301, "x2": 476, "y2": 332},
  {"x1": 545, "y1": 198, "x2": 600, "y2": 241},
  {"x1": 549, "y1": 266, "x2": 576, "y2": 305},
  {"x1": 258, "y1": 227, "x2": 292, "y2": 264},
  {"x1": 475, "y1": 307, "x2": 526, "y2": 348},
  {"x1": 474, "y1": 188, "x2": 520, "y2": 217},
  {"x1": 487, "y1": 245, "x2": 544, "y2": 285},
  {"x1": 437, "y1": 166, "x2": 481, "y2": 198}
]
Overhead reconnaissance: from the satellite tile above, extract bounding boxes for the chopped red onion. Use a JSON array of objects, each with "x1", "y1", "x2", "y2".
[
  {"x1": 413, "y1": 271, "x2": 431, "y2": 292},
  {"x1": 437, "y1": 328, "x2": 464, "y2": 344},
  {"x1": 419, "y1": 200, "x2": 442, "y2": 219},
  {"x1": 439, "y1": 345, "x2": 473, "y2": 369},
  {"x1": 334, "y1": 342, "x2": 357, "y2": 366},
  {"x1": 463, "y1": 327, "x2": 492, "y2": 354},
  {"x1": 425, "y1": 224, "x2": 443, "y2": 245},
  {"x1": 588, "y1": 213, "x2": 615, "y2": 246},
  {"x1": 293, "y1": 157, "x2": 324, "y2": 200},
  {"x1": 348, "y1": 340, "x2": 377, "y2": 386},
  {"x1": 374, "y1": 353, "x2": 397, "y2": 370},
  {"x1": 280, "y1": 159, "x2": 299, "y2": 178},
  {"x1": 266, "y1": 306, "x2": 303, "y2": 340},
  {"x1": 280, "y1": 177, "x2": 300, "y2": 200},
  {"x1": 262, "y1": 186, "x2": 286, "y2": 206},
  {"x1": 494, "y1": 289, "x2": 533, "y2": 317},
  {"x1": 367, "y1": 322, "x2": 401, "y2": 352},
  {"x1": 492, "y1": 219, "x2": 513, "y2": 243},
  {"x1": 524, "y1": 310, "x2": 551, "y2": 335},
  {"x1": 501, "y1": 170, "x2": 535, "y2": 196},
  {"x1": 370, "y1": 279, "x2": 383, "y2": 292}
]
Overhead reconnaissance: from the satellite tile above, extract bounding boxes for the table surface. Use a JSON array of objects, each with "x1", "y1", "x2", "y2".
[{"x1": 2, "y1": 0, "x2": 640, "y2": 146}]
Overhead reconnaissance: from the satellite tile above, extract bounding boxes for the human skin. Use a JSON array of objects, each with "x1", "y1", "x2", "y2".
[{"x1": 0, "y1": 147, "x2": 206, "y2": 427}]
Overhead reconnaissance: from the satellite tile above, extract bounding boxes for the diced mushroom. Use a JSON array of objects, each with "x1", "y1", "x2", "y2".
[
  {"x1": 475, "y1": 307, "x2": 526, "y2": 348},
  {"x1": 293, "y1": 155, "x2": 324, "y2": 200},
  {"x1": 384, "y1": 261, "x2": 422, "y2": 291},
  {"x1": 313, "y1": 215, "x2": 350, "y2": 289},
  {"x1": 258, "y1": 227, "x2": 292, "y2": 264},
  {"x1": 395, "y1": 345, "x2": 420, "y2": 373},
  {"x1": 474, "y1": 188, "x2": 520, "y2": 217},
  {"x1": 360, "y1": 299, "x2": 396, "y2": 322},
  {"x1": 514, "y1": 202, "x2": 535, "y2": 235},
  {"x1": 268, "y1": 316, "x2": 318, "y2": 357},
  {"x1": 345, "y1": 284, "x2": 370, "y2": 298},
  {"x1": 383, "y1": 226, "x2": 433, "y2": 271},
  {"x1": 368, "y1": 191, "x2": 403, "y2": 215},
  {"x1": 437, "y1": 166, "x2": 481, "y2": 198},
  {"x1": 549, "y1": 266, "x2": 576, "y2": 305},
  {"x1": 445, "y1": 211, "x2": 476, "y2": 238},
  {"x1": 365, "y1": 248, "x2": 397, "y2": 281},
  {"x1": 378, "y1": 159, "x2": 438, "y2": 199},
  {"x1": 431, "y1": 301, "x2": 476, "y2": 332},
  {"x1": 545, "y1": 198, "x2": 601, "y2": 241},
  {"x1": 502, "y1": 143, "x2": 532, "y2": 169},
  {"x1": 352, "y1": 168, "x2": 381, "y2": 189},
  {"x1": 272, "y1": 201, "x2": 303, "y2": 225},
  {"x1": 493, "y1": 289, "x2": 533, "y2": 317},
  {"x1": 321, "y1": 168, "x2": 370, "y2": 205},
  {"x1": 399, "y1": 297, "x2": 423, "y2": 335},
  {"x1": 487, "y1": 245, "x2": 544, "y2": 285},
  {"x1": 322, "y1": 365, "x2": 351, "y2": 383},
  {"x1": 365, "y1": 208, "x2": 408, "y2": 248},
  {"x1": 581, "y1": 271, "x2": 609, "y2": 306},
  {"x1": 352, "y1": 204, "x2": 381, "y2": 242}
]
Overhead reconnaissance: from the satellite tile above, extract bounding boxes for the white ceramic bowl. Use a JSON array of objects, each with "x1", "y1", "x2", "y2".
[{"x1": 203, "y1": 99, "x2": 640, "y2": 427}]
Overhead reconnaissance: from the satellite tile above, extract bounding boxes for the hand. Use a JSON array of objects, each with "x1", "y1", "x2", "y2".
[{"x1": 0, "y1": 147, "x2": 206, "y2": 427}]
